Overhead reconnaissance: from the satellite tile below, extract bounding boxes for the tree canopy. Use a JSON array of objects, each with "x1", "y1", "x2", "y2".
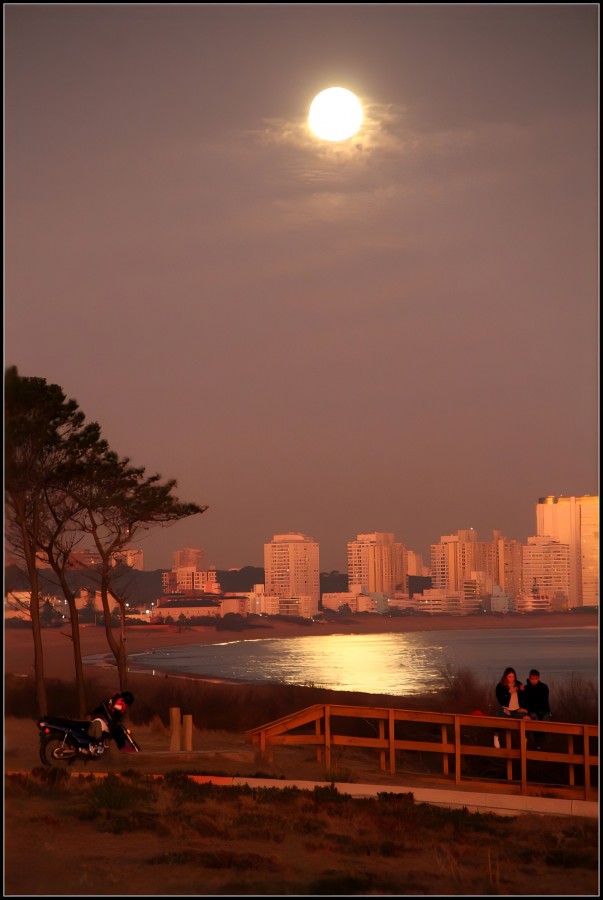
[{"x1": 5, "y1": 366, "x2": 207, "y2": 710}]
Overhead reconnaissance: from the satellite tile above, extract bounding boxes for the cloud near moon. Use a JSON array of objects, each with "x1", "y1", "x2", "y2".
[{"x1": 259, "y1": 98, "x2": 402, "y2": 161}]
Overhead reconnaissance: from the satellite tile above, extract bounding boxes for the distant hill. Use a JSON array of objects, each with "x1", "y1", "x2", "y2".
[
  {"x1": 4, "y1": 565, "x2": 164, "y2": 606},
  {"x1": 320, "y1": 570, "x2": 349, "y2": 594},
  {"x1": 5, "y1": 565, "x2": 348, "y2": 603}
]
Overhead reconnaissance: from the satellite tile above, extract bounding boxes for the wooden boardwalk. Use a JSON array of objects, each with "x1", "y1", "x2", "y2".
[{"x1": 246, "y1": 704, "x2": 598, "y2": 801}]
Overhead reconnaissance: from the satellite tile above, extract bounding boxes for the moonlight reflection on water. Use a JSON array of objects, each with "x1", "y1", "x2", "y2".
[{"x1": 119, "y1": 627, "x2": 598, "y2": 696}]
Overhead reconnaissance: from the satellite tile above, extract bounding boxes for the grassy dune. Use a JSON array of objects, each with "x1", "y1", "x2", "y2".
[{"x1": 6, "y1": 664, "x2": 598, "y2": 732}]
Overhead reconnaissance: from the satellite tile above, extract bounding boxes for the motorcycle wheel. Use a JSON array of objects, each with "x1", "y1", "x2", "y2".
[{"x1": 40, "y1": 735, "x2": 78, "y2": 767}]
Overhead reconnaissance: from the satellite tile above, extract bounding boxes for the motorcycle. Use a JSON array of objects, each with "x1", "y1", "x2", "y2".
[{"x1": 37, "y1": 715, "x2": 141, "y2": 767}]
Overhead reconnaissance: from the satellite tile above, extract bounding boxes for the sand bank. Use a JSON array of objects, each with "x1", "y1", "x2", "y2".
[{"x1": 4, "y1": 612, "x2": 597, "y2": 681}]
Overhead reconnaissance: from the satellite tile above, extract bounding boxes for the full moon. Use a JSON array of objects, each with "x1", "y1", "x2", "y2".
[{"x1": 308, "y1": 87, "x2": 364, "y2": 142}]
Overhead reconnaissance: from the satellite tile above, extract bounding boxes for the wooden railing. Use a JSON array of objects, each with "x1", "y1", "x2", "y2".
[{"x1": 245, "y1": 704, "x2": 598, "y2": 801}]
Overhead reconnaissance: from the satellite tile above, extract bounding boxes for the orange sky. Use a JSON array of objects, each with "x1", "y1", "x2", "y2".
[{"x1": 5, "y1": 5, "x2": 598, "y2": 570}]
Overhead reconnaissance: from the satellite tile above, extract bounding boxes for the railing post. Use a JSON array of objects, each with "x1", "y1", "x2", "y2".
[
  {"x1": 315, "y1": 716, "x2": 323, "y2": 764},
  {"x1": 324, "y1": 705, "x2": 331, "y2": 771},
  {"x1": 379, "y1": 720, "x2": 386, "y2": 771},
  {"x1": 454, "y1": 717, "x2": 461, "y2": 784},
  {"x1": 505, "y1": 728, "x2": 513, "y2": 783},
  {"x1": 519, "y1": 719, "x2": 527, "y2": 794},
  {"x1": 389, "y1": 708, "x2": 396, "y2": 775},
  {"x1": 568, "y1": 735, "x2": 575, "y2": 787},
  {"x1": 583, "y1": 725, "x2": 592, "y2": 800}
]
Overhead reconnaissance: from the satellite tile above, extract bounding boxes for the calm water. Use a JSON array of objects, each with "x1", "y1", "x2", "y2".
[{"x1": 113, "y1": 626, "x2": 599, "y2": 696}]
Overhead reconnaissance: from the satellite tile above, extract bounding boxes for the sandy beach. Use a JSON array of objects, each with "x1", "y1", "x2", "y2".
[{"x1": 5, "y1": 611, "x2": 597, "y2": 681}]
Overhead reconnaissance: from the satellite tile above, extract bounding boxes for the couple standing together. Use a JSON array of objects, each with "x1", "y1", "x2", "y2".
[{"x1": 494, "y1": 667, "x2": 551, "y2": 749}]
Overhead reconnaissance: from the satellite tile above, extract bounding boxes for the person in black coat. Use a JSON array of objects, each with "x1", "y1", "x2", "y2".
[
  {"x1": 523, "y1": 670, "x2": 551, "y2": 720},
  {"x1": 523, "y1": 669, "x2": 551, "y2": 749}
]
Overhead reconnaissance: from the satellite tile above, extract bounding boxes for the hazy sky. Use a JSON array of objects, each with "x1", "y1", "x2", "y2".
[{"x1": 5, "y1": 5, "x2": 599, "y2": 572}]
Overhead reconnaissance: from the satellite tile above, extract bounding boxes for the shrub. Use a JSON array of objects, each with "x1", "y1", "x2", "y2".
[
  {"x1": 87, "y1": 774, "x2": 156, "y2": 812},
  {"x1": 7, "y1": 666, "x2": 598, "y2": 731}
]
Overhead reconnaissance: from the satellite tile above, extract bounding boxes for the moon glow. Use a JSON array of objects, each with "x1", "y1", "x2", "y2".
[{"x1": 308, "y1": 87, "x2": 364, "y2": 142}]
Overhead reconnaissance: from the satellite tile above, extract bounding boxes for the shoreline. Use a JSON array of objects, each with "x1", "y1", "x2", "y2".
[{"x1": 4, "y1": 611, "x2": 598, "y2": 682}]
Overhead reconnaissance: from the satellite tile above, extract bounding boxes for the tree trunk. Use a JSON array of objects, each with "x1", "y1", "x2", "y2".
[
  {"x1": 55, "y1": 570, "x2": 87, "y2": 716},
  {"x1": 100, "y1": 572, "x2": 128, "y2": 690},
  {"x1": 16, "y1": 498, "x2": 47, "y2": 716}
]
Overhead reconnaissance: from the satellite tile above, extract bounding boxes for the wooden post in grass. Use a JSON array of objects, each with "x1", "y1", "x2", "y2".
[
  {"x1": 182, "y1": 714, "x2": 193, "y2": 751},
  {"x1": 170, "y1": 707, "x2": 181, "y2": 752}
]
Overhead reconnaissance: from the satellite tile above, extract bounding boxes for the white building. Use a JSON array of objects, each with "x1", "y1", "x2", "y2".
[
  {"x1": 491, "y1": 585, "x2": 512, "y2": 614},
  {"x1": 264, "y1": 533, "x2": 320, "y2": 615},
  {"x1": 513, "y1": 590, "x2": 553, "y2": 614},
  {"x1": 221, "y1": 595, "x2": 251, "y2": 616},
  {"x1": 162, "y1": 567, "x2": 221, "y2": 594},
  {"x1": 536, "y1": 495, "x2": 599, "y2": 607},
  {"x1": 406, "y1": 550, "x2": 429, "y2": 578},
  {"x1": 522, "y1": 537, "x2": 570, "y2": 609},
  {"x1": 431, "y1": 530, "x2": 496, "y2": 593},
  {"x1": 321, "y1": 587, "x2": 375, "y2": 614},
  {"x1": 414, "y1": 588, "x2": 463, "y2": 616},
  {"x1": 172, "y1": 548, "x2": 206, "y2": 570},
  {"x1": 153, "y1": 597, "x2": 221, "y2": 619},
  {"x1": 112, "y1": 549, "x2": 144, "y2": 570},
  {"x1": 347, "y1": 532, "x2": 407, "y2": 595},
  {"x1": 259, "y1": 595, "x2": 315, "y2": 619},
  {"x1": 75, "y1": 587, "x2": 121, "y2": 614},
  {"x1": 494, "y1": 531, "x2": 523, "y2": 600}
]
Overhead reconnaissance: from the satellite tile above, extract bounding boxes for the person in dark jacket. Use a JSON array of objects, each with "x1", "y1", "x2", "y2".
[
  {"x1": 493, "y1": 667, "x2": 529, "y2": 748},
  {"x1": 523, "y1": 670, "x2": 551, "y2": 719},
  {"x1": 523, "y1": 669, "x2": 551, "y2": 749}
]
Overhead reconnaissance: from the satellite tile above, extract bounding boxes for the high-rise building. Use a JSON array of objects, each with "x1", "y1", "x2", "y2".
[
  {"x1": 113, "y1": 549, "x2": 144, "y2": 570},
  {"x1": 406, "y1": 550, "x2": 427, "y2": 578},
  {"x1": 431, "y1": 529, "x2": 508, "y2": 596},
  {"x1": 263, "y1": 533, "x2": 320, "y2": 614},
  {"x1": 172, "y1": 548, "x2": 205, "y2": 570},
  {"x1": 347, "y1": 532, "x2": 406, "y2": 595},
  {"x1": 493, "y1": 531, "x2": 523, "y2": 599},
  {"x1": 536, "y1": 495, "x2": 599, "y2": 607},
  {"x1": 430, "y1": 529, "x2": 480, "y2": 592},
  {"x1": 522, "y1": 536, "x2": 571, "y2": 608},
  {"x1": 162, "y1": 567, "x2": 221, "y2": 595}
]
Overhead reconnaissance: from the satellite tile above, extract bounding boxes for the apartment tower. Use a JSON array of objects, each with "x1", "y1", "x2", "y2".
[
  {"x1": 430, "y1": 529, "x2": 500, "y2": 595},
  {"x1": 347, "y1": 532, "x2": 407, "y2": 595},
  {"x1": 172, "y1": 548, "x2": 206, "y2": 570},
  {"x1": 263, "y1": 533, "x2": 320, "y2": 614},
  {"x1": 536, "y1": 495, "x2": 599, "y2": 607},
  {"x1": 522, "y1": 536, "x2": 571, "y2": 608}
]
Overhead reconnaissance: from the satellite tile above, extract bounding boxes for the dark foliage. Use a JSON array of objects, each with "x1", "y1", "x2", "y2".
[{"x1": 7, "y1": 666, "x2": 598, "y2": 731}]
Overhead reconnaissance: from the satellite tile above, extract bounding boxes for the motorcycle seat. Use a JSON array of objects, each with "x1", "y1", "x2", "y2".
[{"x1": 39, "y1": 716, "x2": 92, "y2": 731}]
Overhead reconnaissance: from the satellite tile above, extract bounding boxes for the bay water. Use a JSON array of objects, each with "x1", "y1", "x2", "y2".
[{"x1": 119, "y1": 626, "x2": 598, "y2": 696}]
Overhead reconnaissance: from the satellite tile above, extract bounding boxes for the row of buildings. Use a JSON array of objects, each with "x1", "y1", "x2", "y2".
[
  {"x1": 152, "y1": 494, "x2": 599, "y2": 619},
  {"x1": 5, "y1": 495, "x2": 599, "y2": 621}
]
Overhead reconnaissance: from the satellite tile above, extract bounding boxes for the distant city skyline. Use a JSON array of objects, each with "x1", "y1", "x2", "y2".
[
  {"x1": 127, "y1": 492, "x2": 598, "y2": 575},
  {"x1": 6, "y1": 7, "x2": 597, "y2": 577},
  {"x1": 152, "y1": 495, "x2": 599, "y2": 608}
]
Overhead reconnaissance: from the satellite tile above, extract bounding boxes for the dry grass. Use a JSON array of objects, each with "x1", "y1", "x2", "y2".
[
  {"x1": 5, "y1": 666, "x2": 598, "y2": 731},
  {"x1": 4, "y1": 770, "x2": 599, "y2": 895}
]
